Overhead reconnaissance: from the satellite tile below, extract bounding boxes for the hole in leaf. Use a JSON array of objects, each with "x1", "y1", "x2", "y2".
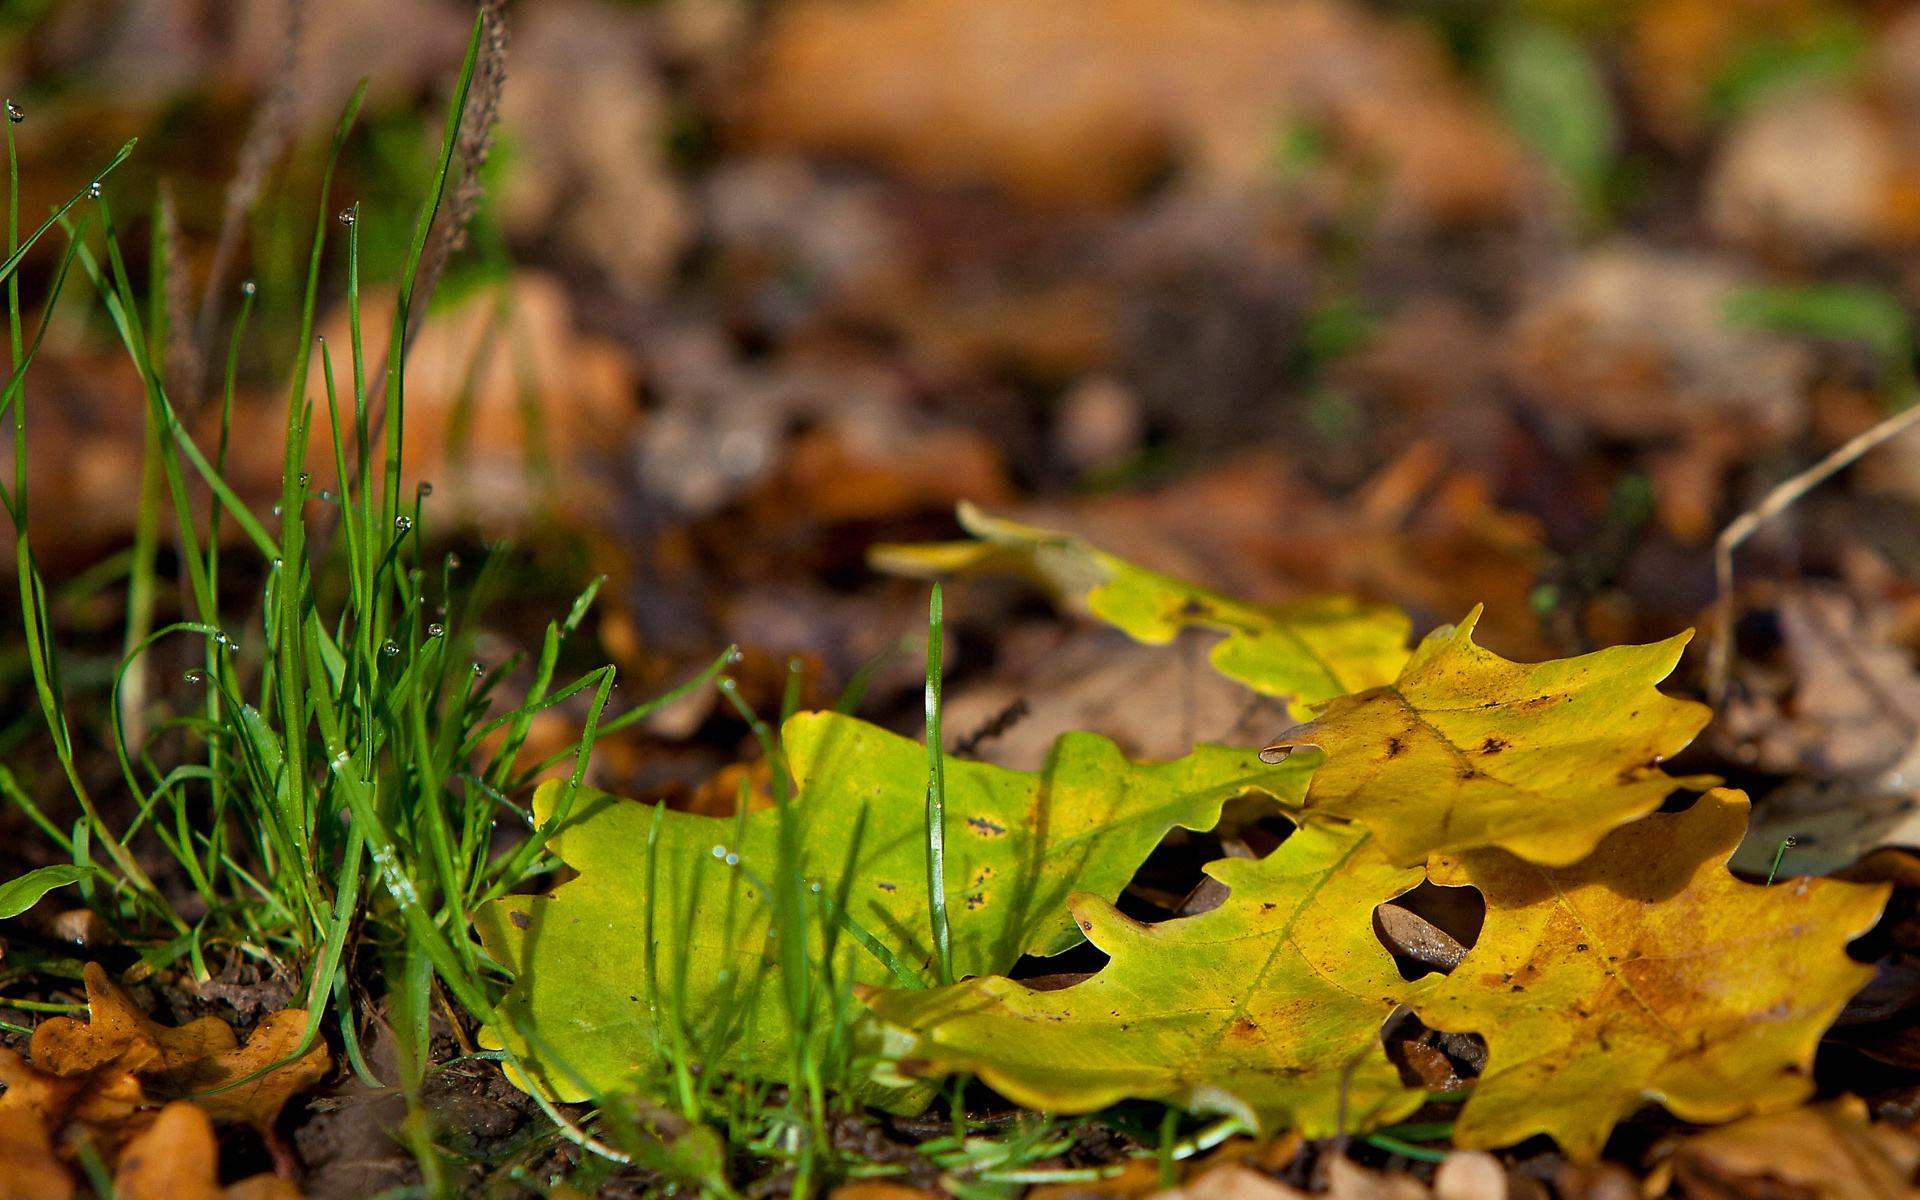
[
  {"x1": 1374, "y1": 882, "x2": 1483, "y2": 980},
  {"x1": 1121, "y1": 795, "x2": 1297, "y2": 921},
  {"x1": 1382, "y1": 1009, "x2": 1489, "y2": 1090}
]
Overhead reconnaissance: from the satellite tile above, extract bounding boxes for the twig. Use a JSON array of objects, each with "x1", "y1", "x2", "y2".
[
  {"x1": 1708, "y1": 398, "x2": 1920, "y2": 707},
  {"x1": 188, "y1": 0, "x2": 305, "y2": 410},
  {"x1": 405, "y1": 0, "x2": 508, "y2": 354}
]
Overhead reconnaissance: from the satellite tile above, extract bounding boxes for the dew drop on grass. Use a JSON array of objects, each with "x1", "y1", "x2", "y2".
[
  {"x1": 318, "y1": 490, "x2": 335, "y2": 502},
  {"x1": 446, "y1": 553, "x2": 461, "y2": 569},
  {"x1": 472, "y1": 662, "x2": 486, "y2": 676},
  {"x1": 6, "y1": 102, "x2": 22, "y2": 124},
  {"x1": 418, "y1": 481, "x2": 434, "y2": 497},
  {"x1": 183, "y1": 669, "x2": 205, "y2": 684},
  {"x1": 241, "y1": 279, "x2": 256, "y2": 296},
  {"x1": 298, "y1": 472, "x2": 310, "y2": 486},
  {"x1": 395, "y1": 516, "x2": 412, "y2": 533},
  {"x1": 86, "y1": 182, "x2": 100, "y2": 199},
  {"x1": 427, "y1": 623, "x2": 445, "y2": 638},
  {"x1": 338, "y1": 209, "x2": 355, "y2": 226},
  {"x1": 725, "y1": 853, "x2": 739, "y2": 866},
  {"x1": 712, "y1": 846, "x2": 727, "y2": 859},
  {"x1": 271, "y1": 504, "x2": 282, "y2": 516},
  {"x1": 382, "y1": 640, "x2": 399, "y2": 657}
]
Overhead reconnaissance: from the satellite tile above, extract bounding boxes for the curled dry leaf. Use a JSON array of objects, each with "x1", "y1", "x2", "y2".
[
  {"x1": 1261, "y1": 606, "x2": 1716, "y2": 869},
  {"x1": 476, "y1": 710, "x2": 1309, "y2": 1102},
  {"x1": 0, "y1": 963, "x2": 329, "y2": 1172},
  {"x1": 872, "y1": 502, "x2": 1412, "y2": 720},
  {"x1": 115, "y1": 1101, "x2": 305, "y2": 1200},
  {"x1": 1415, "y1": 791, "x2": 1888, "y2": 1161}
]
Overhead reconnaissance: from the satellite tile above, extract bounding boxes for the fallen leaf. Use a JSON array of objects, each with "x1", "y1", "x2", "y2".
[
  {"x1": 475, "y1": 710, "x2": 1309, "y2": 1101},
  {"x1": 307, "y1": 272, "x2": 639, "y2": 529},
  {"x1": 0, "y1": 1102, "x2": 71, "y2": 1200},
  {"x1": 1703, "y1": 76, "x2": 1920, "y2": 257},
  {"x1": 495, "y1": 0, "x2": 692, "y2": 292},
  {"x1": 1664, "y1": 1095, "x2": 1920, "y2": 1200},
  {"x1": 937, "y1": 626, "x2": 1285, "y2": 771},
  {"x1": 114, "y1": 1101, "x2": 306, "y2": 1200},
  {"x1": 863, "y1": 820, "x2": 1428, "y2": 1137},
  {"x1": 1722, "y1": 585, "x2": 1920, "y2": 877},
  {"x1": 748, "y1": 0, "x2": 1522, "y2": 224},
  {"x1": 1413, "y1": 790, "x2": 1888, "y2": 1161},
  {"x1": 1153, "y1": 1163, "x2": 1309, "y2": 1200},
  {"x1": 1503, "y1": 242, "x2": 1811, "y2": 542},
  {"x1": 1323, "y1": 1156, "x2": 1429, "y2": 1200},
  {"x1": 1261, "y1": 606, "x2": 1716, "y2": 868},
  {"x1": 1430, "y1": 1151, "x2": 1504, "y2": 1200},
  {"x1": 0, "y1": 1044, "x2": 153, "y2": 1165},
  {"x1": 166, "y1": 1007, "x2": 330, "y2": 1173},
  {"x1": 0, "y1": 963, "x2": 329, "y2": 1172},
  {"x1": 872, "y1": 503, "x2": 1413, "y2": 720}
]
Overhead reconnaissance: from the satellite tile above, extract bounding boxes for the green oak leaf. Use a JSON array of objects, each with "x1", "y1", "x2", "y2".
[
  {"x1": 863, "y1": 820, "x2": 1426, "y2": 1136},
  {"x1": 475, "y1": 710, "x2": 1310, "y2": 1101},
  {"x1": 870, "y1": 503, "x2": 1411, "y2": 719}
]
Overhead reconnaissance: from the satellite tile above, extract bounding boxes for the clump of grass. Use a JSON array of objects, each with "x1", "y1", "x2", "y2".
[{"x1": 0, "y1": 12, "x2": 1212, "y2": 1196}]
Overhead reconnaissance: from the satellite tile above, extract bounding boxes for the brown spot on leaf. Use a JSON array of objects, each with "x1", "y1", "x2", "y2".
[
  {"x1": 967, "y1": 816, "x2": 1008, "y2": 837},
  {"x1": 1480, "y1": 737, "x2": 1508, "y2": 754},
  {"x1": 510, "y1": 910, "x2": 530, "y2": 930},
  {"x1": 1386, "y1": 737, "x2": 1405, "y2": 758}
]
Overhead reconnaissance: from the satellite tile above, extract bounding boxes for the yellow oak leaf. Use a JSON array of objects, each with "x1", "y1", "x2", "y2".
[
  {"x1": 870, "y1": 502, "x2": 1411, "y2": 718},
  {"x1": 863, "y1": 820, "x2": 1427, "y2": 1136},
  {"x1": 1410, "y1": 789, "x2": 1888, "y2": 1161},
  {"x1": 1261, "y1": 606, "x2": 1717, "y2": 867}
]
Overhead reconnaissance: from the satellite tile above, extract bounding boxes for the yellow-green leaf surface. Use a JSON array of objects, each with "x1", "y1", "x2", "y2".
[
  {"x1": 870, "y1": 503, "x2": 1411, "y2": 717},
  {"x1": 1261, "y1": 607, "x2": 1717, "y2": 868},
  {"x1": 1411, "y1": 789, "x2": 1888, "y2": 1162},
  {"x1": 864, "y1": 821, "x2": 1427, "y2": 1136},
  {"x1": 475, "y1": 711, "x2": 1308, "y2": 1101}
]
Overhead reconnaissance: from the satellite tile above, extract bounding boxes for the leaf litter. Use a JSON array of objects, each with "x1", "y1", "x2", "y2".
[
  {"x1": 0, "y1": 962, "x2": 328, "y2": 1194},
  {"x1": 22, "y1": 0, "x2": 1920, "y2": 1192}
]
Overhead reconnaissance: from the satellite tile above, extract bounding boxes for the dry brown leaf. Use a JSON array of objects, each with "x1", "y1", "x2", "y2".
[
  {"x1": 1153, "y1": 1164, "x2": 1310, "y2": 1200},
  {"x1": 1722, "y1": 586, "x2": 1920, "y2": 876},
  {"x1": 0, "y1": 1044, "x2": 154, "y2": 1166},
  {"x1": 938, "y1": 627, "x2": 1283, "y2": 772},
  {"x1": 1665, "y1": 1095, "x2": 1920, "y2": 1200},
  {"x1": 169, "y1": 1007, "x2": 330, "y2": 1144},
  {"x1": 748, "y1": 0, "x2": 1521, "y2": 223},
  {"x1": 114, "y1": 1101, "x2": 306, "y2": 1200},
  {"x1": 955, "y1": 443, "x2": 1551, "y2": 663},
  {"x1": 306, "y1": 272, "x2": 639, "y2": 530},
  {"x1": 1324, "y1": 1157, "x2": 1429, "y2": 1200},
  {"x1": 0, "y1": 1102, "x2": 72, "y2": 1200},
  {"x1": 0, "y1": 963, "x2": 329, "y2": 1175},
  {"x1": 496, "y1": 0, "x2": 692, "y2": 291},
  {"x1": 1626, "y1": 0, "x2": 1858, "y2": 147},
  {"x1": 1702, "y1": 86, "x2": 1920, "y2": 256},
  {"x1": 1431, "y1": 1152, "x2": 1504, "y2": 1200},
  {"x1": 1504, "y1": 243, "x2": 1811, "y2": 542}
]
